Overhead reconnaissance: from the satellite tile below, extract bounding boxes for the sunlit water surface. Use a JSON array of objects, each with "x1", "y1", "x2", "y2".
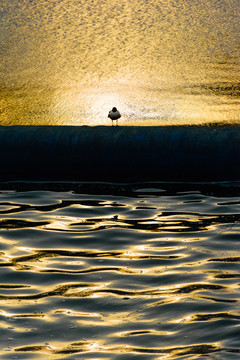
[
  {"x1": 0, "y1": 183, "x2": 239, "y2": 359},
  {"x1": 0, "y1": 0, "x2": 240, "y2": 125}
]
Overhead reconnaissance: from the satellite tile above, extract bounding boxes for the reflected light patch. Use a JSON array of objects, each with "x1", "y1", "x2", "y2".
[
  {"x1": 87, "y1": 90, "x2": 125, "y2": 124},
  {"x1": 76, "y1": 311, "x2": 141, "y2": 327},
  {"x1": 52, "y1": 85, "x2": 132, "y2": 126},
  {"x1": 118, "y1": 329, "x2": 176, "y2": 337},
  {"x1": 54, "y1": 309, "x2": 99, "y2": 317}
]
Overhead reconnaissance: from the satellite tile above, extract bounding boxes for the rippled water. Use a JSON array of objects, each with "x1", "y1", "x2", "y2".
[
  {"x1": 0, "y1": 183, "x2": 239, "y2": 359},
  {"x1": 0, "y1": 0, "x2": 240, "y2": 125}
]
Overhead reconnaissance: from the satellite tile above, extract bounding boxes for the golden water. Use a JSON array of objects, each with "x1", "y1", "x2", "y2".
[
  {"x1": 0, "y1": 0, "x2": 240, "y2": 125},
  {"x1": 0, "y1": 183, "x2": 239, "y2": 359}
]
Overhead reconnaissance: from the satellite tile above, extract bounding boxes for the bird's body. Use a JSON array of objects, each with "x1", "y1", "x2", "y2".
[{"x1": 108, "y1": 107, "x2": 121, "y2": 126}]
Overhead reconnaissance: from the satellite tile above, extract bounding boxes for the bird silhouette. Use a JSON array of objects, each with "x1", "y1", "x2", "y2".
[{"x1": 108, "y1": 107, "x2": 121, "y2": 126}]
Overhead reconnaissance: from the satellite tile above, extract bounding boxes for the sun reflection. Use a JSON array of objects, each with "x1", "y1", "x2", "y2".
[
  {"x1": 51, "y1": 84, "x2": 138, "y2": 125},
  {"x1": 0, "y1": 321, "x2": 33, "y2": 333},
  {"x1": 75, "y1": 311, "x2": 141, "y2": 327},
  {"x1": 118, "y1": 329, "x2": 176, "y2": 337},
  {"x1": 1, "y1": 0, "x2": 240, "y2": 125},
  {"x1": 54, "y1": 309, "x2": 99, "y2": 317},
  {"x1": 87, "y1": 89, "x2": 125, "y2": 122}
]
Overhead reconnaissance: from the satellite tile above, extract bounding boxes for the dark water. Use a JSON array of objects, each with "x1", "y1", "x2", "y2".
[{"x1": 0, "y1": 183, "x2": 239, "y2": 359}]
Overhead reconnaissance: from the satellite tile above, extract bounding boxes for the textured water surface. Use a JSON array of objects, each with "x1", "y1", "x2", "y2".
[
  {"x1": 0, "y1": 183, "x2": 239, "y2": 359},
  {"x1": 1, "y1": 0, "x2": 240, "y2": 125}
]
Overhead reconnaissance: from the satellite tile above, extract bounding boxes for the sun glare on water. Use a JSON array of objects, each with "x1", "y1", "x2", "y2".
[
  {"x1": 86, "y1": 90, "x2": 126, "y2": 125},
  {"x1": 50, "y1": 85, "x2": 131, "y2": 125},
  {"x1": 0, "y1": 0, "x2": 239, "y2": 126}
]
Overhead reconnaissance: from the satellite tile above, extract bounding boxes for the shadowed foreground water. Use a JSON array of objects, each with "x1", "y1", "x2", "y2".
[{"x1": 0, "y1": 183, "x2": 239, "y2": 359}]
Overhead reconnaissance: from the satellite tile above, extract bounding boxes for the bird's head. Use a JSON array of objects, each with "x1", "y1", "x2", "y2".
[{"x1": 112, "y1": 107, "x2": 117, "y2": 112}]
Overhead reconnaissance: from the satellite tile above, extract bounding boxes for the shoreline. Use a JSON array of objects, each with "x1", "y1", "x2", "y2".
[{"x1": 1, "y1": 121, "x2": 240, "y2": 127}]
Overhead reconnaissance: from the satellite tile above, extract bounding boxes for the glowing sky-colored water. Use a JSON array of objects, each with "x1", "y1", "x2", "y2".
[{"x1": 0, "y1": 0, "x2": 240, "y2": 125}]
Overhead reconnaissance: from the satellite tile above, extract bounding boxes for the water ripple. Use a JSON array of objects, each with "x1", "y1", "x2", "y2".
[{"x1": 0, "y1": 185, "x2": 239, "y2": 359}]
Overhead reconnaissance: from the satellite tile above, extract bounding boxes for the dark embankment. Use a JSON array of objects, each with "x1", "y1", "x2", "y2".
[{"x1": 0, "y1": 125, "x2": 239, "y2": 182}]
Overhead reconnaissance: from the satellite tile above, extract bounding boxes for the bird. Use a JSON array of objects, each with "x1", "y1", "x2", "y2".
[{"x1": 108, "y1": 107, "x2": 121, "y2": 126}]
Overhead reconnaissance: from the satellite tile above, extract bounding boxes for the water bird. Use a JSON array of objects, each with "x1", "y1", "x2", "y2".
[{"x1": 108, "y1": 107, "x2": 121, "y2": 126}]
